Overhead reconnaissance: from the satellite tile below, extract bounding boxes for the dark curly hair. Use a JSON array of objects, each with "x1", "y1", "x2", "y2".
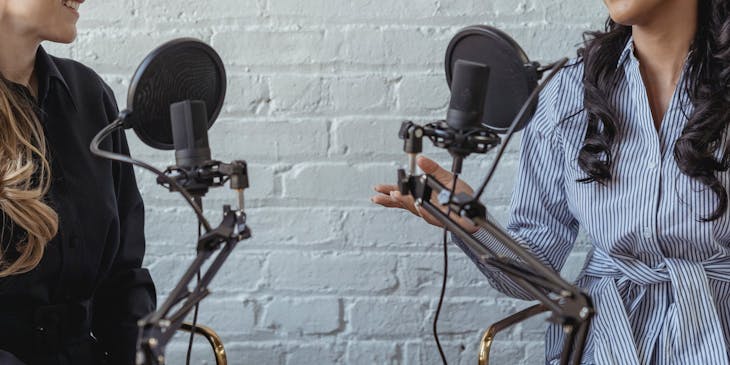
[{"x1": 576, "y1": 0, "x2": 730, "y2": 221}]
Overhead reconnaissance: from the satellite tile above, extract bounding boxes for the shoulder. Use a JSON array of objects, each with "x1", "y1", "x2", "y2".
[
  {"x1": 49, "y1": 55, "x2": 117, "y2": 103},
  {"x1": 48, "y1": 54, "x2": 119, "y2": 118}
]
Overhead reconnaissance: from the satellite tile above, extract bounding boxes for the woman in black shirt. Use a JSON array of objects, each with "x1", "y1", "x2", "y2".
[{"x1": 0, "y1": 1, "x2": 156, "y2": 364}]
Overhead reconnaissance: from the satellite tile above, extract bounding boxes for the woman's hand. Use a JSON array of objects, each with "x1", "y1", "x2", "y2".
[{"x1": 371, "y1": 155, "x2": 480, "y2": 234}]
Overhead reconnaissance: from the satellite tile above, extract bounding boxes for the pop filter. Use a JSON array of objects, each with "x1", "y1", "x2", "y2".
[
  {"x1": 445, "y1": 25, "x2": 538, "y2": 133},
  {"x1": 125, "y1": 38, "x2": 226, "y2": 150}
]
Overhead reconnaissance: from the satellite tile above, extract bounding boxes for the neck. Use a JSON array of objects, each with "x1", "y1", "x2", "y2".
[
  {"x1": 631, "y1": 1, "x2": 697, "y2": 86},
  {"x1": 0, "y1": 18, "x2": 40, "y2": 88}
]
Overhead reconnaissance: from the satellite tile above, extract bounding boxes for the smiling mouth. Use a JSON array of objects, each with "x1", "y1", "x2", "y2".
[{"x1": 63, "y1": 0, "x2": 81, "y2": 11}]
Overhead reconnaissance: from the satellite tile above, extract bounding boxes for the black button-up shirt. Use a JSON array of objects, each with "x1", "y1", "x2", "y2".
[{"x1": 0, "y1": 46, "x2": 156, "y2": 365}]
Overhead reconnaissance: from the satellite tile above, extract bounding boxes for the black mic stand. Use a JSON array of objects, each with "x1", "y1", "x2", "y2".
[
  {"x1": 396, "y1": 121, "x2": 592, "y2": 365},
  {"x1": 136, "y1": 203, "x2": 249, "y2": 365},
  {"x1": 136, "y1": 171, "x2": 251, "y2": 365},
  {"x1": 128, "y1": 103, "x2": 253, "y2": 365}
]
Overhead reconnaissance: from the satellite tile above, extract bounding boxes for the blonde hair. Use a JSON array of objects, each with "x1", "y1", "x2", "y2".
[{"x1": 0, "y1": 79, "x2": 58, "y2": 277}]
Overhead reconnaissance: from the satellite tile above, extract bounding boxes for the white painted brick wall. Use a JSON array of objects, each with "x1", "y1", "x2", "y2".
[{"x1": 46, "y1": 0, "x2": 606, "y2": 363}]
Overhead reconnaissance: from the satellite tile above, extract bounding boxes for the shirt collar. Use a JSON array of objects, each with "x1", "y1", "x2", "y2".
[
  {"x1": 616, "y1": 35, "x2": 636, "y2": 69},
  {"x1": 35, "y1": 45, "x2": 76, "y2": 110}
]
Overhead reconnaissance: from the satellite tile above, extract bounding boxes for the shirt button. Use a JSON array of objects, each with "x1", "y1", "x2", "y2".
[
  {"x1": 643, "y1": 227, "x2": 652, "y2": 238},
  {"x1": 647, "y1": 161, "x2": 658, "y2": 170}
]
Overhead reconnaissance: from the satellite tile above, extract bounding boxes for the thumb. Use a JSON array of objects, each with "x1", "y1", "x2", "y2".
[{"x1": 417, "y1": 155, "x2": 452, "y2": 182}]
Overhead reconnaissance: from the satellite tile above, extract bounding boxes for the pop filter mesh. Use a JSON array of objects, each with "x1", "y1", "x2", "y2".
[
  {"x1": 445, "y1": 26, "x2": 537, "y2": 133},
  {"x1": 127, "y1": 39, "x2": 226, "y2": 150}
]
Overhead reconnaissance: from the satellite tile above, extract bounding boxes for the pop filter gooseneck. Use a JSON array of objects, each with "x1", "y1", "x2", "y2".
[{"x1": 91, "y1": 38, "x2": 229, "y2": 231}]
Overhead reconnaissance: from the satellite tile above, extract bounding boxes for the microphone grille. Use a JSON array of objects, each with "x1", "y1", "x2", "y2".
[{"x1": 447, "y1": 59, "x2": 490, "y2": 130}]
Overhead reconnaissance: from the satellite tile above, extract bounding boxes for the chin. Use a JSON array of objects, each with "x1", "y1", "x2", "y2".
[
  {"x1": 44, "y1": 28, "x2": 78, "y2": 44},
  {"x1": 603, "y1": 0, "x2": 662, "y2": 26},
  {"x1": 609, "y1": 13, "x2": 640, "y2": 26}
]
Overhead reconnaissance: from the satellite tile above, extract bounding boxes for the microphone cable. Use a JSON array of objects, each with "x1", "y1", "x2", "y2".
[
  {"x1": 433, "y1": 59, "x2": 566, "y2": 363},
  {"x1": 93, "y1": 119, "x2": 223, "y2": 365},
  {"x1": 92, "y1": 118, "x2": 213, "y2": 364},
  {"x1": 433, "y1": 171, "x2": 460, "y2": 365},
  {"x1": 185, "y1": 219, "x2": 204, "y2": 365}
]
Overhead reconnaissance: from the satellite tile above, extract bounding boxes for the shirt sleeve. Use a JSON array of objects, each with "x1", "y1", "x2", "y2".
[
  {"x1": 91, "y1": 83, "x2": 157, "y2": 364},
  {"x1": 451, "y1": 69, "x2": 580, "y2": 300}
]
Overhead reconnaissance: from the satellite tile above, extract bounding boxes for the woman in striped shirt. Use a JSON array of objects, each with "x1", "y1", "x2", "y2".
[{"x1": 373, "y1": 0, "x2": 730, "y2": 363}]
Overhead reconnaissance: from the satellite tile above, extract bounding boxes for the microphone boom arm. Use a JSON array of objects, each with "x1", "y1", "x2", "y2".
[
  {"x1": 134, "y1": 159, "x2": 251, "y2": 365},
  {"x1": 136, "y1": 205, "x2": 251, "y2": 365},
  {"x1": 397, "y1": 170, "x2": 592, "y2": 365}
]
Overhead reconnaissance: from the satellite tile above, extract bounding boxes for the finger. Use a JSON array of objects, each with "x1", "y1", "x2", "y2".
[
  {"x1": 371, "y1": 194, "x2": 402, "y2": 208},
  {"x1": 417, "y1": 155, "x2": 453, "y2": 183},
  {"x1": 390, "y1": 191, "x2": 419, "y2": 214},
  {"x1": 376, "y1": 190, "x2": 415, "y2": 211},
  {"x1": 373, "y1": 184, "x2": 399, "y2": 194}
]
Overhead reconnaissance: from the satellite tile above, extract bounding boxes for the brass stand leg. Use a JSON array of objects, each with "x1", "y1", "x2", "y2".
[
  {"x1": 478, "y1": 304, "x2": 549, "y2": 365},
  {"x1": 180, "y1": 322, "x2": 228, "y2": 365}
]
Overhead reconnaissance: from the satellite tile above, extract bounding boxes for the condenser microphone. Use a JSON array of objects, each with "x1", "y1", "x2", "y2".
[
  {"x1": 446, "y1": 59, "x2": 489, "y2": 131},
  {"x1": 170, "y1": 100, "x2": 211, "y2": 168}
]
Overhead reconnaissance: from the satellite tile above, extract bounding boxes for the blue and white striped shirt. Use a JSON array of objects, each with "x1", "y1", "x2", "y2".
[{"x1": 457, "y1": 38, "x2": 730, "y2": 364}]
